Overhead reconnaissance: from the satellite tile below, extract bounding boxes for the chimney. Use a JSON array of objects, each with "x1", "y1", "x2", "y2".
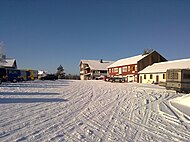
[{"x1": 100, "y1": 59, "x2": 103, "y2": 63}]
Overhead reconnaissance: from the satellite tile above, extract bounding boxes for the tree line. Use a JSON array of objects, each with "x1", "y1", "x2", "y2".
[{"x1": 56, "y1": 65, "x2": 80, "y2": 80}]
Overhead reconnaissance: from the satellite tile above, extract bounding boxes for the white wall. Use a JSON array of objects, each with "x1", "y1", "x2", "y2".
[
  {"x1": 139, "y1": 73, "x2": 166, "y2": 84},
  {"x1": 80, "y1": 75, "x2": 84, "y2": 80}
]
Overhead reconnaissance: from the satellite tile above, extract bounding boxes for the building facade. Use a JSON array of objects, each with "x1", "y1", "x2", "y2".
[
  {"x1": 107, "y1": 51, "x2": 167, "y2": 82},
  {"x1": 0, "y1": 56, "x2": 17, "y2": 68},
  {"x1": 80, "y1": 59, "x2": 114, "y2": 80},
  {"x1": 139, "y1": 58, "x2": 190, "y2": 84}
]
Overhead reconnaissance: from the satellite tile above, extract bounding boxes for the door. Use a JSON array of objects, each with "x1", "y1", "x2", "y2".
[
  {"x1": 156, "y1": 75, "x2": 159, "y2": 83},
  {"x1": 140, "y1": 76, "x2": 142, "y2": 83}
]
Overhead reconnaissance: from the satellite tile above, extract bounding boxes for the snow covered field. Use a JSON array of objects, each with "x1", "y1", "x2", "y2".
[{"x1": 0, "y1": 80, "x2": 190, "y2": 142}]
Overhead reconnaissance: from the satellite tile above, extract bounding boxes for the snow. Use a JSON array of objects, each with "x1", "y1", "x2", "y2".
[
  {"x1": 80, "y1": 60, "x2": 114, "y2": 70},
  {"x1": 107, "y1": 54, "x2": 148, "y2": 68},
  {"x1": 139, "y1": 58, "x2": 190, "y2": 74},
  {"x1": 170, "y1": 94, "x2": 190, "y2": 116},
  {"x1": 0, "y1": 58, "x2": 16, "y2": 68},
  {"x1": 0, "y1": 80, "x2": 190, "y2": 142}
]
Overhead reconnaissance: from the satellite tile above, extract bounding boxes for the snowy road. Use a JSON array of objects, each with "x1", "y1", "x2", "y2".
[{"x1": 0, "y1": 80, "x2": 190, "y2": 142}]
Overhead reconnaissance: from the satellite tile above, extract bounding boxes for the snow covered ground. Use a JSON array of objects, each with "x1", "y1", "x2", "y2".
[{"x1": 0, "y1": 80, "x2": 190, "y2": 142}]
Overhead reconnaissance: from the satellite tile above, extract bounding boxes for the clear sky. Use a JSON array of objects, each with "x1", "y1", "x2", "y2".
[{"x1": 0, "y1": 0, "x2": 190, "y2": 74}]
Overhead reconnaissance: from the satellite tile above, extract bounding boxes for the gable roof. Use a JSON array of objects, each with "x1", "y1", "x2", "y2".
[
  {"x1": 107, "y1": 54, "x2": 149, "y2": 68},
  {"x1": 0, "y1": 58, "x2": 17, "y2": 68},
  {"x1": 80, "y1": 60, "x2": 115, "y2": 71},
  {"x1": 139, "y1": 58, "x2": 190, "y2": 74}
]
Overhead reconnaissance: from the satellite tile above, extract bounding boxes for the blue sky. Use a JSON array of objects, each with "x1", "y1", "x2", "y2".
[{"x1": 0, "y1": 0, "x2": 190, "y2": 74}]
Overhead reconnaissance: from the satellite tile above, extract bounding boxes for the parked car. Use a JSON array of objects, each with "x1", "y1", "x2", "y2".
[
  {"x1": 40, "y1": 74, "x2": 58, "y2": 80},
  {"x1": 111, "y1": 77, "x2": 125, "y2": 83}
]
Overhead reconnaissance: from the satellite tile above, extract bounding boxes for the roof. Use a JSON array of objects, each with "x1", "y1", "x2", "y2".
[
  {"x1": 107, "y1": 54, "x2": 149, "y2": 68},
  {"x1": 80, "y1": 60, "x2": 115, "y2": 70},
  {"x1": 0, "y1": 58, "x2": 17, "y2": 68},
  {"x1": 139, "y1": 58, "x2": 190, "y2": 74}
]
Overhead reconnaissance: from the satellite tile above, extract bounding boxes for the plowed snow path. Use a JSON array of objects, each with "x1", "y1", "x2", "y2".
[{"x1": 0, "y1": 80, "x2": 190, "y2": 142}]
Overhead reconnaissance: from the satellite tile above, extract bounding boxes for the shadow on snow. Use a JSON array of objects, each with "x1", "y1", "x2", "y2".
[
  {"x1": 0, "y1": 84, "x2": 69, "y2": 88},
  {"x1": 0, "y1": 98, "x2": 68, "y2": 104},
  {"x1": 0, "y1": 92, "x2": 60, "y2": 96}
]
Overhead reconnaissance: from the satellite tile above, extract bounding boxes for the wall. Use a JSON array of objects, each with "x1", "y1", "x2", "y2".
[
  {"x1": 108, "y1": 64, "x2": 138, "y2": 76},
  {"x1": 80, "y1": 75, "x2": 84, "y2": 80},
  {"x1": 138, "y1": 51, "x2": 167, "y2": 72},
  {"x1": 139, "y1": 73, "x2": 166, "y2": 84}
]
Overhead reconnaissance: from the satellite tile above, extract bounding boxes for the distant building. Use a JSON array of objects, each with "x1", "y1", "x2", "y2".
[
  {"x1": 38, "y1": 70, "x2": 47, "y2": 79},
  {"x1": 80, "y1": 59, "x2": 114, "y2": 80},
  {"x1": 0, "y1": 54, "x2": 17, "y2": 69},
  {"x1": 139, "y1": 58, "x2": 190, "y2": 84},
  {"x1": 107, "y1": 50, "x2": 167, "y2": 82}
]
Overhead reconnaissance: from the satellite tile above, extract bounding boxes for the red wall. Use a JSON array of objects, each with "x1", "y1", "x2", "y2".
[{"x1": 108, "y1": 64, "x2": 138, "y2": 76}]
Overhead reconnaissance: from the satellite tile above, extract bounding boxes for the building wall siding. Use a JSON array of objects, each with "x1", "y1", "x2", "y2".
[
  {"x1": 138, "y1": 51, "x2": 167, "y2": 72},
  {"x1": 139, "y1": 73, "x2": 166, "y2": 84},
  {"x1": 107, "y1": 51, "x2": 167, "y2": 82},
  {"x1": 80, "y1": 62, "x2": 108, "y2": 80},
  {"x1": 108, "y1": 64, "x2": 138, "y2": 76}
]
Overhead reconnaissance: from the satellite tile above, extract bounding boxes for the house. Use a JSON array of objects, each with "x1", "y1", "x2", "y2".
[
  {"x1": 107, "y1": 50, "x2": 167, "y2": 82},
  {"x1": 138, "y1": 58, "x2": 190, "y2": 84},
  {"x1": 0, "y1": 57, "x2": 17, "y2": 69},
  {"x1": 80, "y1": 59, "x2": 114, "y2": 80}
]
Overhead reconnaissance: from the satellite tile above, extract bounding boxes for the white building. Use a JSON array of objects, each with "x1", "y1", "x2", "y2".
[
  {"x1": 80, "y1": 59, "x2": 114, "y2": 80},
  {"x1": 0, "y1": 46, "x2": 17, "y2": 69},
  {"x1": 0, "y1": 57, "x2": 17, "y2": 68},
  {"x1": 139, "y1": 58, "x2": 190, "y2": 84}
]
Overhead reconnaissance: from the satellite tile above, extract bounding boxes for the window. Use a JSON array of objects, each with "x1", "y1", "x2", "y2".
[
  {"x1": 9, "y1": 70, "x2": 19, "y2": 74},
  {"x1": 144, "y1": 74, "x2": 146, "y2": 79},
  {"x1": 150, "y1": 74, "x2": 153, "y2": 79},
  {"x1": 93, "y1": 70, "x2": 99, "y2": 74},
  {"x1": 163, "y1": 74, "x2": 166, "y2": 79},
  {"x1": 122, "y1": 66, "x2": 127, "y2": 72},
  {"x1": 132, "y1": 66, "x2": 135, "y2": 71},
  {"x1": 128, "y1": 66, "x2": 130, "y2": 72},
  {"x1": 135, "y1": 65, "x2": 138, "y2": 71},
  {"x1": 168, "y1": 72, "x2": 178, "y2": 79},
  {"x1": 109, "y1": 69, "x2": 112, "y2": 73},
  {"x1": 100, "y1": 70, "x2": 107, "y2": 74},
  {"x1": 174, "y1": 73, "x2": 178, "y2": 79},
  {"x1": 114, "y1": 68, "x2": 118, "y2": 73},
  {"x1": 183, "y1": 74, "x2": 190, "y2": 79}
]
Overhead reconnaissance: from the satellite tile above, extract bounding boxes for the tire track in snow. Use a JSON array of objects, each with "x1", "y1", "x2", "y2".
[
  {"x1": 1, "y1": 81, "x2": 190, "y2": 142},
  {"x1": 129, "y1": 88, "x2": 190, "y2": 142},
  {"x1": 13, "y1": 81, "x2": 94, "y2": 142},
  {"x1": 34, "y1": 83, "x2": 95, "y2": 141},
  {"x1": 40, "y1": 82, "x2": 124, "y2": 141}
]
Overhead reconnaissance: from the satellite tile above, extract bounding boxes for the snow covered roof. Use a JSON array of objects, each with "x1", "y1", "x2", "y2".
[
  {"x1": 107, "y1": 54, "x2": 149, "y2": 68},
  {"x1": 0, "y1": 58, "x2": 17, "y2": 68},
  {"x1": 80, "y1": 60, "x2": 115, "y2": 70},
  {"x1": 139, "y1": 58, "x2": 190, "y2": 74}
]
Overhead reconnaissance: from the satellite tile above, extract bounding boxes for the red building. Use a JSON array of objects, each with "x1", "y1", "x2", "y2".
[{"x1": 107, "y1": 50, "x2": 167, "y2": 82}]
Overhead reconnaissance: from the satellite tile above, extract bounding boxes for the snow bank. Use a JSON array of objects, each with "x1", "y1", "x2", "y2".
[{"x1": 170, "y1": 94, "x2": 190, "y2": 116}]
